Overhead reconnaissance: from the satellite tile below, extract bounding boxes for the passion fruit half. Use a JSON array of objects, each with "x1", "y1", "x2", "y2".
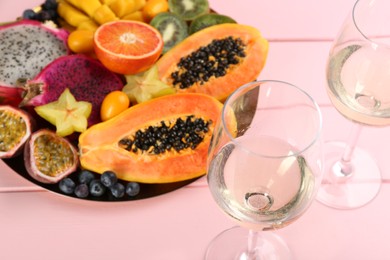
[
  {"x1": 24, "y1": 129, "x2": 78, "y2": 184},
  {"x1": 0, "y1": 105, "x2": 33, "y2": 159}
]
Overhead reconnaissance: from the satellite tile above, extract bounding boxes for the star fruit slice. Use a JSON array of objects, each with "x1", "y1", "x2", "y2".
[
  {"x1": 34, "y1": 88, "x2": 92, "y2": 137},
  {"x1": 123, "y1": 64, "x2": 176, "y2": 104}
]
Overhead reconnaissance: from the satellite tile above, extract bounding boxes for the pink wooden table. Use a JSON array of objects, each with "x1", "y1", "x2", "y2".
[{"x1": 1, "y1": 1, "x2": 390, "y2": 259}]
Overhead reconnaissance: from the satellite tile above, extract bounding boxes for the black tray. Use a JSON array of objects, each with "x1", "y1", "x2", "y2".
[{"x1": 2, "y1": 155, "x2": 200, "y2": 202}]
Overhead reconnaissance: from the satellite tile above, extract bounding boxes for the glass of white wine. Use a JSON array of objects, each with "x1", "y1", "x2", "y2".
[
  {"x1": 206, "y1": 80, "x2": 323, "y2": 259},
  {"x1": 316, "y1": 0, "x2": 390, "y2": 209}
]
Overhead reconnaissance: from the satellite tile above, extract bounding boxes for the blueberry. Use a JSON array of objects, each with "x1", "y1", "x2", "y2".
[
  {"x1": 35, "y1": 11, "x2": 51, "y2": 21},
  {"x1": 74, "y1": 184, "x2": 89, "y2": 198},
  {"x1": 42, "y1": 0, "x2": 58, "y2": 10},
  {"x1": 78, "y1": 170, "x2": 95, "y2": 184},
  {"x1": 89, "y1": 180, "x2": 106, "y2": 197},
  {"x1": 110, "y1": 182, "x2": 125, "y2": 198},
  {"x1": 22, "y1": 9, "x2": 36, "y2": 20},
  {"x1": 126, "y1": 182, "x2": 140, "y2": 197},
  {"x1": 101, "y1": 171, "x2": 118, "y2": 188},
  {"x1": 59, "y1": 178, "x2": 76, "y2": 194},
  {"x1": 47, "y1": 9, "x2": 58, "y2": 19}
]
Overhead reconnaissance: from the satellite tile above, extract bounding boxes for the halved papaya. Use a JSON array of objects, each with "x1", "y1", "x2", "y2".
[
  {"x1": 78, "y1": 93, "x2": 225, "y2": 183},
  {"x1": 157, "y1": 23, "x2": 269, "y2": 101}
]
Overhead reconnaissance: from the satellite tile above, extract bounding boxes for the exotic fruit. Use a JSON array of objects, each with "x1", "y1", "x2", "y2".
[
  {"x1": 94, "y1": 20, "x2": 163, "y2": 75},
  {"x1": 35, "y1": 88, "x2": 93, "y2": 137},
  {"x1": 24, "y1": 129, "x2": 79, "y2": 184},
  {"x1": 20, "y1": 54, "x2": 124, "y2": 127},
  {"x1": 0, "y1": 20, "x2": 70, "y2": 106},
  {"x1": 0, "y1": 106, "x2": 34, "y2": 159},
  {"x1": 79, "y1": 93, "x2": 224, "y2": 183},
  {"x1": 157, "y1": 23, "x2": 269, "y2": 101}
]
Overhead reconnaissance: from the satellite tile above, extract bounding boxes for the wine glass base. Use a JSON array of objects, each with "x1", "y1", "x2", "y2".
[
  {"x1": 205, "y1": 226, "x2": 292, "y2": 260},
  {"x1": 317, "y1": 141, "x2": 382, "y2": 209}
]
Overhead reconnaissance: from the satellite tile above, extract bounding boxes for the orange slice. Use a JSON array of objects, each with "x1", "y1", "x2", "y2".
[{"x1": 94, "y1": 20, "x2": 163, "y2": 75}]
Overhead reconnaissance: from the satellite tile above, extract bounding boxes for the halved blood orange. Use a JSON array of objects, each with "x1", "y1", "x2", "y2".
[{"x1": 94, "y1": 20, "x2": 163, "y2": 75}]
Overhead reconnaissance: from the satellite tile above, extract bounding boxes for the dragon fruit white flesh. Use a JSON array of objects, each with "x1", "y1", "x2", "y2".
[
  {"x1": 0, "y1": 20, "x2": 69, "y2": 106},
  {"x1": 21, "y1": 54, "x2": 124, "y2": 126}
]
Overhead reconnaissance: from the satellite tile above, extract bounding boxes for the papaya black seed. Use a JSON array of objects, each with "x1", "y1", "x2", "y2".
[
  {"x1": 170, "y1": 36, "x2": 247, "y2": 90},
  {"x1": 118, "y1": 115, "x2": 212, "y2": 155}
]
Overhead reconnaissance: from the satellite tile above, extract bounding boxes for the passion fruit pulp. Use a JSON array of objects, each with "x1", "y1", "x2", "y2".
[
  {"x1": 0, "y1": 105, "x2": 33, "y2": 159},
  {"x1": 24, "y1": 129, "x2": 78, "y2": 184}
]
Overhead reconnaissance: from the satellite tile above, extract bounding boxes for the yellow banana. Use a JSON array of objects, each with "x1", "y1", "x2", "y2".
[
  {"x1": 57, "y1": 0, "x2": 90, "y2": 27},
  {"x1": 93, "y1": 5, "x2": 119, "y2": 25},
  {"x1": 109, "y1": 0, "x2": 146, "y2": 18},
  {"x1": 65, "y1": 0, "x2": 102, "y2": 17}
]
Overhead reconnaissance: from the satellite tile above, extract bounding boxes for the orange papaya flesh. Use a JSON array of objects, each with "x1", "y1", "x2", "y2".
[
  {"x1": 78, "y1": 93, "x2": 224, "y2": 183},
  {"x1": 157, "y1": 23, "x2": 269, "y2": 101}
]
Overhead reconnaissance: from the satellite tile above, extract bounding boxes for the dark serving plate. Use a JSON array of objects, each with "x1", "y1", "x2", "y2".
[{"x1": 2, "y1": 155, "x2": 200, "y2": 202}]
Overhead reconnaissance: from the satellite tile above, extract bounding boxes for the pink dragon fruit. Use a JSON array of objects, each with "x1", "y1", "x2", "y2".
[
  {"x1": 21, "y1": 54, "x2": 124, "y2": 126},
  {"x1": 0, "y1": 20, "x2": 70, "y2": 106}
]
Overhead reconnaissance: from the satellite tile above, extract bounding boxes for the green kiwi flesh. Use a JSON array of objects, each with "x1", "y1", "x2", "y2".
[
  {"x1": 168, "y1": 0, "x2": 209, "y2": 21},
  {"x1": 150, "y1": 12, "x2": 189, "y2": 54},
  {"x1": 189, "y1": 13, "x2": 237, "y2": 34}
]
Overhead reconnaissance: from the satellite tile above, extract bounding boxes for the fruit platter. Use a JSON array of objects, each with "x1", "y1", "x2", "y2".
[{"x1": 0, "y1": 0, "x2": 269, "y2": 201}]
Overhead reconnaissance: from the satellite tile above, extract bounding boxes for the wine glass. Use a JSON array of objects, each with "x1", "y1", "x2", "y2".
[
  {"x1": 316, "y1": 0, "x2": 390, "y2": 209},
  {"x1": 206, "y1": 80, "x2": 323, "y2": 259}
]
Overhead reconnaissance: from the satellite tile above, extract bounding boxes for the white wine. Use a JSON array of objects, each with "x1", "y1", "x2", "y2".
[
  {"x1": 207, "y1": 135, "x2": 315, "y2": 231},
  {"x1": 327, "y1": 43, "x2": 390, "y2": 126}
]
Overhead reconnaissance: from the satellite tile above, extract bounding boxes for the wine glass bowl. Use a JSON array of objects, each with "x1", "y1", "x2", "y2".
[
  {"x1": 317, "y1": 0, "x2": 390, "y2": 209},
  {"x1": 206, "y1": 80, "x2": 323, "y2": 259},
  {"x1": 326, "y1": 40, "x2": 390, "y2": 126}
]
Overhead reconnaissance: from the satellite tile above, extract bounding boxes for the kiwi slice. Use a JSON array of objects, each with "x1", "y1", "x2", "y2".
[
  {"x1": 189, "y1": 13, "x2": 237, "y2": 34},
  {"x1": 168, "y1": 0, "x2": 209, "y2": 21},
  {"x1": 150, "y1": 12, "x2": 189, "y2": 54}
]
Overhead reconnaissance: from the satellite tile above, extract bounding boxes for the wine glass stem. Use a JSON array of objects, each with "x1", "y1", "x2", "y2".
[
  {"x1": 247, "y1": 229, "x2": 260, "y2": 259},
  {"x1": 337, "y1": 123, "x2": 363, "y2": 176}
]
